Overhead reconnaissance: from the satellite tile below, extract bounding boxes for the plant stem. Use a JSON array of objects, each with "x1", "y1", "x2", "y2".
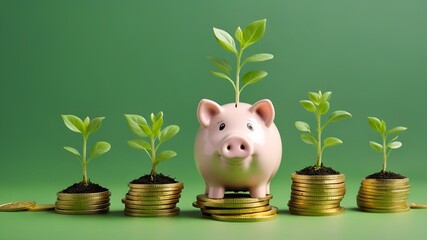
[
  {"x1": 82, "y1": 136, "x2": 89, "y2": 185},
  {"x1": 235, "y1": 49, "x2": 243, "y2": 107},
  {"x1": 150, "y1": 136, "x2": 157, "y2": 179},
  {"x1": 315, "y1": 111, "x2": 322, "y2": 169},
  {"x1": 382, "y1": 134, "x2": 387, "y2": 172}
]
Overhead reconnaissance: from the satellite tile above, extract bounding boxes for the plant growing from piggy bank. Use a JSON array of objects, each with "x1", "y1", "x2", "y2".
[{"x1": 195, "y1": 19, "x2": 282, "y2": 199}]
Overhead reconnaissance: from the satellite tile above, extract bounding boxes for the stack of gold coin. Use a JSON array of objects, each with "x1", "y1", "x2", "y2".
[
  {"x1": 288, "y1": 173, "x2": 346, "y2": 216},
  {"x1": 193, "y1": 193, "x2": 278, "y2": 222},
  {"x1": 357, "y1": 178, "x2": 410, "y2": 213},
  {"x1": 122, "y1": 182, "x2": 183, "y2": 217},
  {"x1": 55, "y1": 191, "x2": 110, "y2": 215}
]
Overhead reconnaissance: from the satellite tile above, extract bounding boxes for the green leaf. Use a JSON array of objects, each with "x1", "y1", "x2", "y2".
[
  {"x1": 207, "y1": 56, "x2": 232, "y2": 74},
  {"x1": 156, "y1": 150, "x2": 177, "y2": 163},
  {"x1": 124, "y1": 114, "x2": 148, "y2": 137},
  {"x1": 90, "y1": 141, "x2": 111, "y2": 158},
  {"x1": 328, "y1": 111, "x2": 352, "y2": 123},
  {"x1": 295, "y1": 121, "x2": 311, "y2": 132},
  {"x1": 299, "y1": 100, "x2": 317, "y2": 112},
  {"x1": 140, "y1": 124, "x2": 153, "y2": 137},
  {"x1": 243, "y1": 53, "x2": 274, "y2": 64},
  {"x1": 235, "y1": 26, "x2": 244, "y2": 45},
  {"x1": 128, "y1": 139, "x2": 151, "y2": 151},
  {"x1": 242, "y1": 70, "x2": 267, "y2": 85},
  {"x1": 213, "y1": 27, "x2": 237, "y2": 54},
  {"x1": 324, "y1": 137, "x2": 343, "y2": 148},
  {"x1": 369, "y1": 141, "x2": 383, "y2": 152},
  {"x1": 380, "y1": 120, "x2": 387, "y2": 135},
  {"x1": 159, "y1": 125, "x2": 180, "y2": 143},
  {"x1": 152, "y1": 112, "x2": 164, "y2": 137},
  {"x1": 86, "y1": 117, "x2": 105, "y2": 135},
  {"x1": 242, "y1": 19, "x2": 266, "y2": 48},
  {"x1": 64, "y1": 146, "x2": 81, "y2": 158},
  {"x1": 321, "y1": 91, "x2": 332, "y2": 102},
  {"x1": 210, "y1": 71, "x2": 233, "y2": 82},
  {"x1": 389, "y1": 141, "x2": 402, "y2": 149},
  {"x1": 387, "y1": 126, "x2": 407, "y2": 135},
  {"x1": 318, "y1": 101, "x2": 330, "y2": 115},
  {"x1": 308, "y1": 92, "x2": 320, "y2": 105},
  {"x1": 62, "y1": 115, "x2": 85, "y2": 133},
  {"x1": 300, "y1": 133, "x2": 317, "y2": 145},
  {"x1": 368, "y1": 117, "x2": 382, "y2": 132},
  {"x1": 84, "y1": 117, "x2": 90, "y2": 128}
]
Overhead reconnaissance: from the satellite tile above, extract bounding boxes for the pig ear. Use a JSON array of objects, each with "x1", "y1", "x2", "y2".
[
  {"x1": 249, "y1": 99, "x2": 275, "y2": 127},
  {"x1": 197, "y1": 99, "x2": 223, "y2": 128}
]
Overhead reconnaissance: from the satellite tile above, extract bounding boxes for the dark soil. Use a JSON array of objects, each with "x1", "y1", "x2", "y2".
[
  {"x1": 365, "y1": 171, "x2": 406, "y2": 179},
  {"x1": 61, "y1": 182, "x2": 108, "y2": 193},
  {"x1": 296, "y1": 165, "x2": 340, "y2": 175},
  {"x1": 131, "y1": 173, "x2": 177, "y2": 184}
]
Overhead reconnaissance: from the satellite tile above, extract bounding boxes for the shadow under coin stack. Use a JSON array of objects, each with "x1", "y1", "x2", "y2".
[
  {"x1": 55, "y1": 191, "x2": 110, "y2": 215},
  {"x1": 193, "y1": 193, "x2": 278, "y2": 222},
  {"x1": 357, "y1": 178, "x2": 410, "y2": 213},
  {"x1": 288, "y1": 173, "x2": 346, "y2": 216},
  {"x1": 122, "y1": 182, "x2": 183, "y2": 217}
]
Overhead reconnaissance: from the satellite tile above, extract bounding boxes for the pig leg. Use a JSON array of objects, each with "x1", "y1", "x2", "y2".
[
  {"x1": 204, "y1": 182, "x2": 209, "y2": 195},
  {"x1": 249, "y1": 183, "x2": 268, "y2": 198},
  {"x1": 208, "y1": 186, "x2": 225, "y2": 199},
  {"x1": 266, "y1": 182, "x2": 271, "y2": 195}
]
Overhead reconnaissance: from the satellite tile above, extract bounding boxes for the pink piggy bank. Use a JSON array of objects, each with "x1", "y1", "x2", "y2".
[{"x1": 194, "y1": 99, "x2": 282, "y2": 199}]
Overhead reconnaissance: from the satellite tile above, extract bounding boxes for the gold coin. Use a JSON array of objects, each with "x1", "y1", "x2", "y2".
[
  {"x1": 55, "y1": 198, "x2": 110, "y2": 206},
  {"x1": 289, "y1": 207, "x2": 344, "y2": 216},
  {"x1": 121, "y1": 198, "x2": 180, "y2": 206},
  {"x1": 357, "y1": 201, "x2": 407, "y2": 209},
  {"x1": 202, "y1": 205, "x2": 272, "y2": 215},
  {"x1": 361, "y1": 180, "x2": 409, "y2": 187},
  {"x1": 55, "y1": 202, "x2": 110, "y2": 210},
  {"x1": 192, "y1": 201, "x2": 202, "y2": 208},
  {"x1": 203, "y1": 200, "x2": 269, "y2": 209},
  {"x1": 292, "y1": 173, "x2": 345, "y2": 180},
  {"x1": 292, "y1": 182, "x2": 346, "y2": 189},
  {"x1": 124, "y1": 203, "x2": 176, "y2": 210},
  {"x1": 359, "y1": 184, "x2": 410, "y2": 191},
  {"x1": 210, "y1": 207, "x2": 278, "y2": 222},
  {"x1": 359, "y1": 206, "x2": 410, "y2": 213},
  {"x1": 0, "y1": 201, "x2": 36, "y2": 212},
  {"x1": 125, "y1": 194, "x2": 181, "y2": 201},
  {"x1": 125, "y1": 207, "x2": 180, "y2": 214},
  {"x1": 27, "y1": 204, "x2": 55, "y2": 211},
  {"x1": 196, "y1": 194, "x2": 272, "y2": 204},
  {"x1": 359, "y1": 187, "x2": 409, "y2": 194},
  {"x1": 290, "y1": 193, "x2": 344, "y2": 201},
  {"x1": 357, "y1": 193, "x2": 408, "y2": 201},
  {"x1": 287, "y1": 202, "x2": 340, "y2": 210},
  {"x1": 292, "y1": 179, "x2": 345, "y2": 185},
  {"x1": 288, "y1": 198, "x2": 342, "y2": 205},
  {"x1": 124, "y1": 210, "x2": 179, "y2": 217},
  {"x1": 129, "y1": 187, "x2": 183, "y2": 193},
  {"x1": 57, "y1": 191, "x2": 110, "y2": 198},
  {"x1": 292, "y1": 186, "x2": 345, "y2": 193},
  {"x1": 127, "y1": 190, "x2": 181, "y2": 197},
  {"x1": 409, "y1": 203, "x2": 427, "y2": 209},
  {"x1": 291, "y1": 189, "x2": 346, "y2": 197},
  {"x1": 55, "y1": 207, "x2": 109, "y2": 215},
  {"x1": 128, "y1": 182, "x2": 183, "y2": 189}
]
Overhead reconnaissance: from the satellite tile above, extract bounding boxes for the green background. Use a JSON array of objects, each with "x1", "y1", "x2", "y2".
[{"x1": 1, "y1": 0, "x2": 427, "y2": 239}]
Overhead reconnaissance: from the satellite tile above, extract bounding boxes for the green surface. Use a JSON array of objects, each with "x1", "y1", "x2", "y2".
[{"x1": 1, "y1": 0, "x2": 427, "y2": 239}]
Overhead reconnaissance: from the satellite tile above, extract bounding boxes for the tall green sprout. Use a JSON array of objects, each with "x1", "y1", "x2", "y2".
[
  {"x1": 295, "y1": 91, "x2": 352, "y2": 169},
  {"x1": 209, "y1": 19, "x2": 273, "y2": 106}
]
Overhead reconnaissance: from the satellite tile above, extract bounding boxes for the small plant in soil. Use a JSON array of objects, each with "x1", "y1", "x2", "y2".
[
  {"x1": 62, "y1": 115, "x2": 111, "y2": 189},
  {"x1": 209, "y1": 19, "x2": 273, "y2": 106},
  {"x1": 124, "y1": 112, "x2": 180, "y2": 183},
  {"x1": 366, "y1": 117, "x2": 407, "y2": 179},
  {"x1": 295, "y1": 91, "x2": 352, "y2": 174}
]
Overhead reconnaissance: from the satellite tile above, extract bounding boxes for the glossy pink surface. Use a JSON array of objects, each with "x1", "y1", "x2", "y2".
[{"x1": 194, "y1": 99, "x2": 283, "y2": 198}]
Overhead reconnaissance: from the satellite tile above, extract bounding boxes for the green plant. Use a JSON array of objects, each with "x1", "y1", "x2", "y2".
[
  {"x1": 124, "y1": 112, "x2": 180, "y2": 178},
  {"x1": 62, "y1": 115, "x2": 111, "y2": 186},
  {"x1": 368, "y1": 117, "x2": 407, "y2": 172},
  {"x1": 295, "y1": 91, "x2": 352, "y2": 169},
  {"x1": 209, "y1": 19, "x2": 273, "y2": 106}
]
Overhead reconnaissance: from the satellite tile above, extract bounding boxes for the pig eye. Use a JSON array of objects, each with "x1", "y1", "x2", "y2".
[
  {"x1": 219, "y1": 123, "x2": 225, "y2": 131},
  {"x1": 247, "y1": 123, "x2": 254, "y2": 131}
]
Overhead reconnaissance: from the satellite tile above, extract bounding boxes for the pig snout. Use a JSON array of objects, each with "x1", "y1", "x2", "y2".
[{"x1": 220, "y1": 136, "x2": 252, "y2": 159}]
